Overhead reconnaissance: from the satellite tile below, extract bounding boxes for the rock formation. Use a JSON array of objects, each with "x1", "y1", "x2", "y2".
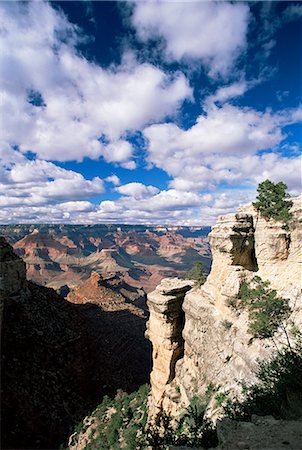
[
  {"x1": 0, "y1": 237, "x2": 93, "y2": 449},
  {"x1": 146, "y1": 279, "x2": 194, "y2": 413},
  {"x1": 0, "y1": 224, "x2": 211, "y2": 293},
  {"x1": 147, "y1": 195, "x2": 302, "y2": 419},
  {"x1": 0, "y1": 238, "x2": 151, "y2": 449}
]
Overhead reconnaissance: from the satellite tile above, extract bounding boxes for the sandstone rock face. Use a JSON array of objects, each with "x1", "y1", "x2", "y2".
[
  {"x1": 146, "y1": 278, "x2": 194, "y2": 417},
  {"x1": 147, "y1": 195, "x2": 302, "y2": 419}
]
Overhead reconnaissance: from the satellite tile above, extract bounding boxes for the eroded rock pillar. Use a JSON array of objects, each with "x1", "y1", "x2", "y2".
[{"x1": 146, "y1": 278, "x2": 193, "y2": 417}]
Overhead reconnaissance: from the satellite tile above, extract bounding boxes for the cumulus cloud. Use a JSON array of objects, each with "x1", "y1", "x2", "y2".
[
  {"x1": 105, "y1": 175, "x2": 120, "y2": 186},
  {"x1": 116, "y1": 182, "x2": 159, "y2": 199},
  {"x1": 1, "y1": 1, "x2": 300, "y2": 227},
  {"x1": 205, "y1": 81, "x2": 248, "y2": 106},
  {"x1": 0, "y1": 159, "x2": 104, "y2": 208},
  {"x1": 143, "y1": 103, "x2": 302, "y2": 194},
  {"x1": 131, "y1": 1, "x2": 250, "y2": 76},
  {"x1": 87, "y1": 188, "x2": 205, "y2": 224},
  {"x1": 0, "y1": 1, "x2": 192, "y2": 164},
  {"x1": 195, "y1": 189, "x2": 257, "y2": 225},
  {"x1": 0, "y1": 180, "x2": 207, "y2": 225}
]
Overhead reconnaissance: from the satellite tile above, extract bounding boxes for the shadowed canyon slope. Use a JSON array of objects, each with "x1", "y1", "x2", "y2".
[
  {"x1": 0, "y1": 224, "x2": 211, "y2": 294},
  {"x1": 0, "y1": 237, "x2": 151, "y2": 450}
]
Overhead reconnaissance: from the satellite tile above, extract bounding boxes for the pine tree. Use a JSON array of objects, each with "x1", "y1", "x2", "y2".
[{"x1": 253, "y1": 180, "x2": 293, "y2": 225}]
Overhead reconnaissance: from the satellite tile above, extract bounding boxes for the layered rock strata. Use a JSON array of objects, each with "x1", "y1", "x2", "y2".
[{"x1": 147, "y1": 195, "x2": 302, "y2": 419}]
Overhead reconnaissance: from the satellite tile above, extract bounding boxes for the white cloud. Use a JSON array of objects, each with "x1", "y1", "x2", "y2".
[
  {"x1": 143, "y1": 103, "x2": 302, "y2": 194},
  {"x1": 105, "y1": 175, "x2": 120, "y2": 186},
  {"x1": 0, "y1": 1, "x2": 300, "y2": 227},
  {"x1": 102, "y1": 141, "x2": 134, "y2": 164},
  {"x1": 91, "y1": 188, "x2": 205, "y2": 223},
  {"x1": 196, "y1": 189, "x2": 257, "y2": 225},
  {"x1": 205, "y1": 81, "x2": 248, "y2": 106},
  {"x1": 116, "y1": 182, "x2": 159, "y2": 199},
  {"x1": 131, "y1": 1, "x2": 250, "y2": 76},
  {"x1": 283, "y1": 4, "x2": 302, "y2": 22},
  {"x1": 0, "y1": 159, "x2": 104, "y2": 208},
  {"x1": 0, "y1": 1, "x2": 192, "y2": 164},
  {"x1": 58, "y1": 201, "x2": 95, "y2": 213},
  {"x1": 0, "y1": 182, "x2": 206, "y2": 225}
]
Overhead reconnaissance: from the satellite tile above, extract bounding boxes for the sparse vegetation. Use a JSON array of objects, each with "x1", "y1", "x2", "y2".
[
  {"x1": 71, "y1": 387, "x2": 219, "y2": 449},
  {"x1": 221, "y1": 319, "x2": 233, "y2": 330},
  {"x1": 186, "y1": 261, "x2": 206, "y2": 286},
  {"x1": 215, "y1": 391, "x2": 229, "y2": 407},
  {"x1": 70, "y1": 384, "x2": 149, "y2": 450},
  {"x1": 205, "y1": 382, "x2": 216, "y2": 396},
  {"x1": 144, "y1": 396, "x2": 218, "y2": 449},
  {"x1": 224, "y1": 343, "x2": 302, "y2": 421},
  {"x1": 253, "y1": 180, "x2": 293, "y2": 229},
  {"x1": 237, "y1": 276, "x2": 292, "y2": 343}
]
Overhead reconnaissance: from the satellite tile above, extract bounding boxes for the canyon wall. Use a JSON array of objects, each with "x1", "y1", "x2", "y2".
[
  {"x1": 0, "y1": 237, "x2": 93, "y2": 449},
  {"x1": 147, "y1": 196, "x2": 302, "y2": 419},
  {"x1": 0, "y1": 224, "x2": 211, "y2": 294},
  {"x1": 0, "y1": 238, "x2": 151, "y2": 449}
]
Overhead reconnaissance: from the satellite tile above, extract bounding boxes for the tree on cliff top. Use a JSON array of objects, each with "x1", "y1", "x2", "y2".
[{"x1": 253, "y1": 180, "x2": 293, "y2": 225}]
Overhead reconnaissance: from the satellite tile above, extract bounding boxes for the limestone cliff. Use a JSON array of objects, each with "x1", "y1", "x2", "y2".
[{"x1": 147, "y1": 195, "x2": 302, "y2": 419}]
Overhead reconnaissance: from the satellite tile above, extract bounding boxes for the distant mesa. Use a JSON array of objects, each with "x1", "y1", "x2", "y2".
[{"x1": 0, "y1": 224, "x2": 211, "y2": 294}]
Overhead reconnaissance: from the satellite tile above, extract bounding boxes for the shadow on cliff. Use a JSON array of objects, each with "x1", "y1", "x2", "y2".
[
  {"x1": 1, "y1": 283, "x2": 151, "y2": 450},
  {"x1": 72, "y1": 301, "x2": 152, "y2": 398}
]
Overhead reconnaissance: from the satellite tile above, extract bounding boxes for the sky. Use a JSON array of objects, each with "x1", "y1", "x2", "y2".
[{"x1": 0, "y1": 0, "x2": 301, "y2": 225}]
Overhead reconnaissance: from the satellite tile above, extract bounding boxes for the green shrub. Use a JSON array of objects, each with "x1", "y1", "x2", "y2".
[
  {"x1": 205, "y1": 383, "x2": 216, "y2": 396},
  {"x1": 237, "y1": 276, "x2": 291, "y2": 342},
  {"x1": 221, "y1": 319, "x2": 233, "y2": 330},
  {"x1": 224, "y1": 345, "x2": 302, "y2": 421},
  {"x1": 215, "y1": 391, "x2": 229, "y2": 407},
  {"x1": 71, "y1": 385, "x2": 219, "y2": 449},
  {"x1": 186, "y1": 261, "x2": 206, "y2": 286},
  {"x1": 144, "y1": 395, "x2": 218, "y2": 449},
  {"x1": 71, "y1": 384, "x2": 149, "y2": 450}
]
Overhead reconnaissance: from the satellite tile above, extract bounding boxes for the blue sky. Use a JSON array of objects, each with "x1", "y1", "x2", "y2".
[{"x1": 0, "y1": 1, "x2": 301, "y2": 225}]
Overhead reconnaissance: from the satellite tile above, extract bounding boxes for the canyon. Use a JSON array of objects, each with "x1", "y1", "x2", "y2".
[
  {"x1": 1, "y1": 195, "x2": 301, "y2": 449},
  {"x1": 0, "y1": 224, "x2": 211, "y2": 294},
  {"x1": 0, "y1": 237, "x2": 151, "y2": 449},
  {"x1": 68, "y1": 194, "x2": 302, "y2": 450}
]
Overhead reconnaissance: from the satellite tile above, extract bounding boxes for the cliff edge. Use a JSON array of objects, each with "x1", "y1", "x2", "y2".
[{"x1": 147, "y1": 195, "x2": 302, "y2": 419}]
